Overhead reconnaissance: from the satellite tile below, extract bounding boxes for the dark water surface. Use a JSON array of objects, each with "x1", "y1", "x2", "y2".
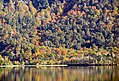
[{"x1": 0, "y1": 66, "x2": 119, "y2": 81}]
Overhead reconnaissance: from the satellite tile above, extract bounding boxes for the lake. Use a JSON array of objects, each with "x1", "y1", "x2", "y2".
[{"x1": 0, "y1": 66, "x2": 119, "y2": 81}]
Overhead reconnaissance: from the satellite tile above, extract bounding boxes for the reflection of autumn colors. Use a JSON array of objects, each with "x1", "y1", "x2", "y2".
[{"x1": 0, "y1": 67, "x2": 119, "y2": 81}]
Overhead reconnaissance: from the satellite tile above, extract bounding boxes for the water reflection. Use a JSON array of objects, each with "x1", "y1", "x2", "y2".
[{"x1": 0, "y1": 66, "x2": 119, "y2": 81}]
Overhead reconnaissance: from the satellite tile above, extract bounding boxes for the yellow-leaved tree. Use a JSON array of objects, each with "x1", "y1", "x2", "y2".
[
  {"x1": 58, "y1": 6, "x2": 63, "y2": 15},
  {"x1": 29, "y1": 1, "x2": 37, "y2": 15}
]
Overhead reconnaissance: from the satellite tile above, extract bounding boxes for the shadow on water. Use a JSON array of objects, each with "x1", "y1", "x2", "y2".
[{"x1": 0, "y1": 66, "x2": 119, "y2": 81}]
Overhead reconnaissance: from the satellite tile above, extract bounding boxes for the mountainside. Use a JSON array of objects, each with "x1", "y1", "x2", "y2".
[{"x1": 0, "y1": 0, "x2": 119, "y2": 65}]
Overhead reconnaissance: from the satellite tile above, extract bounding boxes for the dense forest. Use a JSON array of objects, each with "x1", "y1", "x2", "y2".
[{"x1": 0, "y1": 0, "x2": 119, "y2": 65}]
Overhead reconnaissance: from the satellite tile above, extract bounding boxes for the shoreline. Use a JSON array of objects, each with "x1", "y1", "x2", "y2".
[
  {"x1": 0, "y1": 64, "x2": 118, "y2": 68},
  {"x1": 0, "y1": 65, "x2": 67, "y2": 68}
]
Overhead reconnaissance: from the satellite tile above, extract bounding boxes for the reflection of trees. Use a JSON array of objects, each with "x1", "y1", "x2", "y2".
[
  {"x1": 0, "y1": 67, "x2": 119, "y2": 81},
  {"x1": 0, "y1": 68, "x2": 12, "y2": 81}
]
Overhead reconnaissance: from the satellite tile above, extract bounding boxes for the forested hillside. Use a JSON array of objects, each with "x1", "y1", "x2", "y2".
[{"x1": 0, "y1": 0, "x2": 119, "y2": 65}]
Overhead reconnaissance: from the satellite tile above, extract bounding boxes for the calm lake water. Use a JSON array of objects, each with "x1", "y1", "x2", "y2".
[{"x1": 0, "y1": 66, "x2": 119, "y2": 81}]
